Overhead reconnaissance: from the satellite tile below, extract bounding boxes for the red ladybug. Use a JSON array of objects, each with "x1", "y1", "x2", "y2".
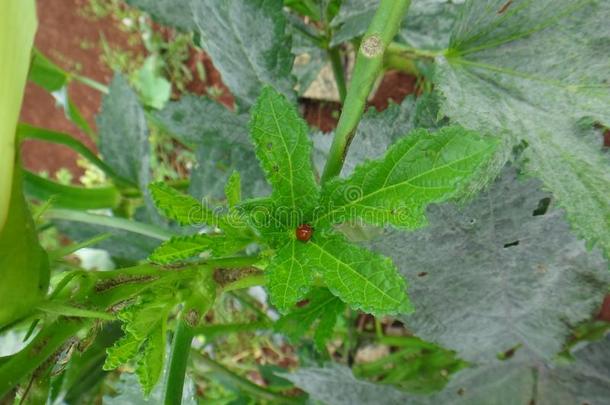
[{"x1": 295, "y1": 224, "x2": 313, "y2": 242}]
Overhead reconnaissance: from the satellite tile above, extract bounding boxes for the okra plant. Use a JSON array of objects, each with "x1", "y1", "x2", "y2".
[{"x1": 1, "y1": 0, "x2": 610, "y2": 404}]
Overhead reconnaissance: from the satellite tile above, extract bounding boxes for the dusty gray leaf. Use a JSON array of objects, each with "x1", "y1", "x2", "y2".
[
  {"x1": 125, "y1": 0, "x2": 195, "y2": 32},
  {"x1": 153, "y1": 95, "x2": 249, "y2": 147},
  {"x1": 191, "y1": 0, "x2": 296, "y2": 109},
  {"x1": 97, "y1": 74, "x2": 150, "y2": 187},
  {"x1": 436, "y1": 0, "x2": 610, "y2": 257},
  {"x1": 285, "y1": 336, "x2": 610, "y2": 405},
  {"x1": 189, "y1": 144, "x2": 269, "y2": 202},
  {"x1": 370, "y1": 169, "x2": 610, "y2": 363}
]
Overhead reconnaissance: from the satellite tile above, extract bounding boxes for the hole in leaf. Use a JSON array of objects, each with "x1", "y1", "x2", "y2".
[
  {"x1": 417, "y1": 272, "x2": 428, "y2": 277},
  {"x1": 533, "y1": 197, "x2": 551, "y2": 216},
  {"x1": 503, "y1": 240, "x2": 520, "y2": 248}
]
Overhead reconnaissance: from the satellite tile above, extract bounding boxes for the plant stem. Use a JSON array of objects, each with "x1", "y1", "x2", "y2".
[
  {"x1": 220, "y1": 273, "x2": 266, "y2": 292},
  {"x1": 328, "y1": 47, "x2": 347, "y2": 102},
  {"x1": 321, "y1": 0, "x2": 411, "y2": 183},
  {"x1": 164, "y1": 319, "x2": 194, "y2": 405},
  {"x1": 44, "y1": 209, "x2": 173, "y2": 240},
  {"x1": 24, "y1": 171, "x2": 122, "y2": 210}
]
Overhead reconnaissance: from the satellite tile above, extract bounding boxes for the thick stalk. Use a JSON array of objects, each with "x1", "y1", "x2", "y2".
[
  {"x1": 163, "y1": 319, "x2": 194, "y2": 405},
  {"x1": 321, "y1": 0, "x2": 411, "y2": 183},
  {"x1": 0, "y1": 0, "x2": 37, "y2": 230}
]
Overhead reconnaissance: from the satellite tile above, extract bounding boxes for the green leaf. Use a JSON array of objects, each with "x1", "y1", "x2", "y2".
[
  {"x1": 134, "y1": 56, "x2": 171, "y2": 110},
  {"x1": 28, "y1": 50, "x2": 96, "y2": 137},
  {"x1": 191, "y1": 0, "x2": 295, "y2": 108},
  {"x1": 435, "y1": 0, "x2": 610, "y2": 257},
  {"x1": 284, "y1": 335, "x2": 610, "y2": 405},
  {"x1": 237, "y1": 197, "x2": 289, "y2": 246},
  {"x1": 29, "y1": 49, "x2": 69, "y2": 92},
  {"x1": 266, "y1": 239, "x2": 312, "y2": 312},
  {"x1": 250, "y1": 87, "x2": 320, "y2": 224},
  {"x1": 103, "y1": 334, "x2": 142, "y2": 371},
  {"x1": 149, "y1": 234, "x2": 248, "y2": 264},
  {"x1": 225, "y1": 171, "x2": 242, "y2": 208},
  {"x1": 136, "y1": 323, "x2": 166, "y2": 395},
  {"x1": 307, "y1": 233, "x2": 412, "y2": 316},
  {"x1": 370, "y1": 169, "x2": 610, "y2": 363},
  {"x1": 275, "y1": 287, "x2": 344, "y2": 352},
  {"x1": 317, "y1": 126, "x2": 497, "y2": 229},
  {"x1": 97, "y1": 74, "x2": 150, "y2": 186},
  {"x1": 149, "y1": 182, "x2": 216, "y2": 227}
]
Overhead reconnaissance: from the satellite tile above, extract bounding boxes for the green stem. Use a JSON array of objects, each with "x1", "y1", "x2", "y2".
[
  {"x1": 72, "y1": 74, "x2": 109, "y2": 94},
  {"x1": 328, "y1": 47, "x2": 347, "y2": 102},
  {"x1": 164, "y1": 319, "x2": 194, "y2": 405},
  {"x1": 191, "y1": 351, "x2": 303, "y2": 404},
  {"x1": 321, "y1": 0, "x2": 411, "y2": 183},
  {"x1": 24, "y1": 171, "x2": 122, "y2": 210},
  {"x1": 220, "y1": 273, "x2": 266, "y2": 292},
  {"x1": 44, "y1": 208, "x2": 172, "y2": 240}
]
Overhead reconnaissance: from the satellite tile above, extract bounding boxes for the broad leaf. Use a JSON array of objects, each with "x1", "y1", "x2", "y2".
[
  {"x1": 191, "y1": 0, "x2": 295, "y2": 108},
  {"x1": 331, "y1": 0, "x2": 463, "y2": 48},
  {"x1": 250, "y1": 87, "x2": 320, "y2": 222},
  {"x1": 152, "y1": 95, "x2": 250, "y2": 148},
  {"x1": 149, "y1": 182, "x2": 216, "y2": 228},
  {"x1": 370, "y1": 169, "x2": 610, "y2": 363},
  {"x1": 317, "y1": 126, "x2": 497, "y2": 229},
  {"x1": 435, "y1": 0, "x2": 610, "y2": 257},
  {"x1": 190, "y1": 142, "x2": 269, "y2": 202},
  {"x1": 125, "y1": 0, "x2": 195, "y2": 32},
  {"x1": 284, "y1": 336, "x2": 610, "y2": 405},
  {"x1": 275, "y1": 287, "x2": 345, "y2": 352},
  {"x1": 97, "y1": 74, "x2": 149, "y2": 187},
  {"x1": 307, "y1": 233, "x2": 412, "y2": 316},
  {"x1": 154, "y1": 96, "x2": 268, "y2": 201},
  {"x1": 266, "y1": 239, "x2": 312, "y2": 312}
]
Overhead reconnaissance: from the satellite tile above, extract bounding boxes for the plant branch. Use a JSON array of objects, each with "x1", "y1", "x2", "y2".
[
  {"x1": 321, "y1": 0, "x2": 412, "y2": 183},
  {"x1": 44, "y1": 209, "x2": 173, "y2": 240},
  {"x1": 164, "y1": 319, "x2": 194, "y2": 405}
]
